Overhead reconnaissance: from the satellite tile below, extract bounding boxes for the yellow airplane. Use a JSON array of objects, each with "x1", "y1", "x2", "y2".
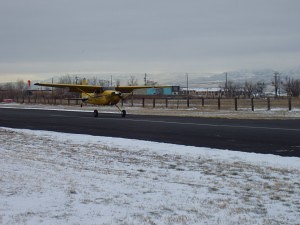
[{"x1": 34, "y1": 82, "x2": 168, "y2": 117}]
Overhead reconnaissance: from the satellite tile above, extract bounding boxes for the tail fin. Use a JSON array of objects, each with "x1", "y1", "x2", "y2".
[
  {"x1": 81, "y1": 78, "x2": 89, "y2": 99},
  {"x1": 81, "y1": 78, "x2": 87, "y2": 85}
]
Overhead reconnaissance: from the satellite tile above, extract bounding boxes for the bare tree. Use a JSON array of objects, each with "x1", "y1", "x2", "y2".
[
  {"x1": 224, "y1": 80, "x2": 241, "y2": 98},
  {"x1": 59, "y1": 75, "x2": 73, "y2": 84},
  {"x1": 16, "y1": 80, "x2": 27, "y2": 97},
  {"x1": 115, "y1": 79, "x2": 121, "y2": 87},
  {"x1": 284, "y1": 77, "x2": 300, "y2": 97},
  {"x1": 127, "y1": 76, "x2": 138, "y2": 86},
  {"x1": 88, "y1": 76, "x2": 98, "y2": 86},
  {"x1": 2, "y1": 82, "x2": 16, "y2": 98},
  {"x1": 256, "y1": 82, "x2": 266, "y2": 97},
  {"x1": 56, "y1": 75, "x2": 73, "y2": 97},
  {"x1": 16, "y1": 79, "x2": 26, "y2": 90},
  {"x1": 0, "y1": 85, "x2": 3, "y2": 101},
  {"x1": 243, "y1": 81, "x2": 256, "y2": 98}
]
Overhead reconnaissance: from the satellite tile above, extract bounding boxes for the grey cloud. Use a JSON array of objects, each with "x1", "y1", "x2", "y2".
[{"x1": 0, "y1": 0, "x2": 299, "y2": 77}]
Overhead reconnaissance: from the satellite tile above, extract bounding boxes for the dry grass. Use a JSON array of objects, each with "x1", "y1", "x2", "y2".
[{"x1": 5, "y1": 96, "x2": 300, "y2": 119}]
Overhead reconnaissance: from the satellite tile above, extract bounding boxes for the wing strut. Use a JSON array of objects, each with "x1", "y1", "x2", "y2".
[{"x1": 115, "y1": 104, "x2": 126, "y2": 118}]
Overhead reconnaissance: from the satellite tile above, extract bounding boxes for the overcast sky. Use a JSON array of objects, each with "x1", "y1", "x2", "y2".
[{"x1": 1, "y1": 0, "x2": 300, "y2": 82}]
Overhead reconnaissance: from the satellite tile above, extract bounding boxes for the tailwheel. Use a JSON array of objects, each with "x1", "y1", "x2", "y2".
[
  {"x1": 93, "y1": 109, "x2": 98, "y2": 117},
  {"x1": 121, "y1": 110, "x2": 126, "y2": 118}
]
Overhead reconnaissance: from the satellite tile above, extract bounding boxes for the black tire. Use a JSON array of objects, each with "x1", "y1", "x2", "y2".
[
  {"x1": 93, "y1": 110, "x2": 98, "y2": 117},
  {"x1": 121, "y1": 110, "x2": 126, "y2": 118}
]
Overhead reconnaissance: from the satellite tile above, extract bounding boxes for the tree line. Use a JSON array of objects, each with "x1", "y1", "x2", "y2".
[
  {"x1": 222, "y1": 77, "x2": 300, "y2": 98},
  {"x1": 0, "y1": 74, "x2": 157, "y2": 100},
  {"x1": 0, "y1": 80, "x2": 28, "y2": 99},
  {"x1": 1, "y1": 75, "x2": 300, "y2": 100}
]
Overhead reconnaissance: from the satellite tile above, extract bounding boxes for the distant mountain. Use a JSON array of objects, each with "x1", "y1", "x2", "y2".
[
  {"x1": 182, "y1": 67, "x2": 300, "y2": 88},
  {"x1": 32, "y1": 67, "x2": 300, "y2": 89}
]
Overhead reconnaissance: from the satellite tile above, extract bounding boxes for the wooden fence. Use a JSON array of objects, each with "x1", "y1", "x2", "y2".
[
  {"x1": 5, "y1": 95, "x2": 300, "y2": 111},
  {"x1": 123, "y1": 96, "x2": 300, "y2": 111}
]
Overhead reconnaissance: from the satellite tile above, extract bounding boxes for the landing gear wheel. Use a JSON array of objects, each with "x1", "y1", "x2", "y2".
[
  {"x1": 93, "y1": 109, "x2": 98, "y2": 117},
  {"x1": 121, "y1": 110, "x2": 126, "y2": 118}
]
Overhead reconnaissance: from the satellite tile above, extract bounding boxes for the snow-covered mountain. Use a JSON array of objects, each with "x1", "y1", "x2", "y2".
[
  {"x1": 176, "y1": 67, "x2": 300, "y2": 88},
  {"x1": 32, "y1": 67, "x2": 300, "y2": 89}
]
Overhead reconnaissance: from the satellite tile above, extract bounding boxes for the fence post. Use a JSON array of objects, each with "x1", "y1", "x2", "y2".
[
  {"x1": 267, "y1": 97, "x2": 271, "y2": 110},
  {"x1": 142, "y1": 98, "x2": 145, "y2": 107},
  {"x1": 218, "y1": 97, "x2": 221, "y2": 110},
  {"x1": 187, "y1": 97, "x2": 190, "y2": 108},
  {"x1": 131, "y1": 95, "x2": 133, "y2": 107},
  {"x1": 234, "y1": 97, "x2": 238, "y2": 111},
  {"x1": 251, "y1": 98, "x2": 254, "y2": 111},
  {"x1": 165, "y1": 98, "x2": 168, "y2": 108},
  {"x1": 153, "y1": 98, "x2": 155, "y2": 108},
  {"x1": 288, "y1": 97, "x2": 292, "y2": 111},
  {"x1": 201, "y1": 97, "x2": 204, "y2": 107}
]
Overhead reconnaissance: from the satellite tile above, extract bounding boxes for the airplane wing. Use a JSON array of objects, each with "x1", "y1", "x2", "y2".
[
  {"x1": 35, "y1": 83, "x2": 170, "y2": 93},
  {"x1": 34, "y1": 83, "x2": 102, "y2": 93},
  {"x1": 115, "y1": 86, "x2": 169, "y2": 93}
]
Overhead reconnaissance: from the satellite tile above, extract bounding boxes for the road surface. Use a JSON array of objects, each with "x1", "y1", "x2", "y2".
[{"x1": 1, "y1": 107, "x2": 299, "y2": 157}]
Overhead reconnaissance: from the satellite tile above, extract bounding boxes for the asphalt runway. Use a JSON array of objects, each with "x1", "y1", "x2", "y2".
[{"x1": 1, "y1": 107, "x2": 300, "y2": 157}]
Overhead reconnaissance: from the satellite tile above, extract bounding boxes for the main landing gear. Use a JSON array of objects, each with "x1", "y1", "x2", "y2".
[
  {"x1": 116, "y1": 104, "x2": 126, "y2": 118},
  {"x1": 93, "y1": 108, "x2": 126, "y2": 118},
  {"x1": 93, "y1": 109, "x2": 99, "y2": 117},
  {"x1": 121, "y1": 109, "x2": 126, "y2": 118}
]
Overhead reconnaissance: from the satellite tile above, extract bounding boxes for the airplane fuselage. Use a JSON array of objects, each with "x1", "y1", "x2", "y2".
[{"x1": 86, "y1": 90, "x2": 121, "y2": 106}]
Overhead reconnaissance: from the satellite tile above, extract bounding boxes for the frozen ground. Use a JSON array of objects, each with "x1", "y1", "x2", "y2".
[{"x1": 0, "y1": 127, "x2": 300, "y2": 225}]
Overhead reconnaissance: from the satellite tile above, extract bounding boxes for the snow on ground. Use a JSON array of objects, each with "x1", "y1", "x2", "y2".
[{"x1": 1, "y1": 127, "x2": 300, "y2": 225}]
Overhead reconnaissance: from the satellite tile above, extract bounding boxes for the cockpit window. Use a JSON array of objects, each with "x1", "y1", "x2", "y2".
[{"x1": 94, "y1": 89, "x2": 102, "y2": 94}]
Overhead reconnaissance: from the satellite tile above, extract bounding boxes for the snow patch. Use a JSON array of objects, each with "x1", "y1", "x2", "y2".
[{"x1": 1, "y1": 127, "x2": 300, "y2": 225}]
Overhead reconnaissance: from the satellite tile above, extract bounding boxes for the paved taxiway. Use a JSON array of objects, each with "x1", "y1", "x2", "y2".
[{"x1": 1, "y1": 107, "x2": 300, "y2": 157}]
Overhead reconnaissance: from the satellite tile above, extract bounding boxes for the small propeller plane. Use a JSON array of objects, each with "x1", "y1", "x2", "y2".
[{"x1": 34, "y1": 81, "x2": 168, "y2": 117}]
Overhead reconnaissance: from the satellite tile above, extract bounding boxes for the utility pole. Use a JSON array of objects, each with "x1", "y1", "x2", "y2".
[
  {"x1": 288, "y1": 77, "x2": 291, "y2": 96},
  {"x1": 274, "y1": 72, "x2": 280, "y2": 97},
  {"x1": 186, "y1": 73, "x2": 189, "y2": 107},
  {"x1": 186, "y1": 72, "x2": 189, "y2": 94},
  {"x1": 144, "y1": 73, "x2": 147, "y2": 86},
  {"x1": 52, "y1": 78, "x2": 54, "y2": 96},
  {"x1": 225, "y1": 72, "x2": 228, "y2": 97}
]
